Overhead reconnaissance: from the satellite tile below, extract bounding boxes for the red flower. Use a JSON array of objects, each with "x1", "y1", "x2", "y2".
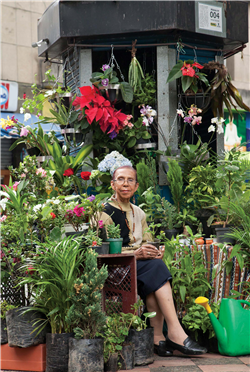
[
  {"x1": 25, "y1": 266, "x2": 35, "y2": 275},
  {"x1": 73, "y1": 86, "x2": 129, "y2": 135},
  {"x1": 192, "y1": 62, "x2": 204, "y2": 70},
  {"x1": 63, "y1": 168, "x2": 74, "y2": 177},
  {"x1": 50, "y1": 212, "x2": 56, "y2": 219},
  {"x1": 81, "y1": 171, "x2": 91, "y2": 180},
  {"x1": 23, "y1": 93, "x2": 27, "y2": 99},
  {"x1": 181, "y1": 63, "x2": 195, "y2": 77},
  {"x1": 92, "y1": 241, "x2": 98, "y2": 246}
]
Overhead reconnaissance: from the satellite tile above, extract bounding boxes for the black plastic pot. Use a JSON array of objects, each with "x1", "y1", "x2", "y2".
[
  {"x1": 215, "y1": 227, "x2": 236, "y2": 245},
  {"x1": 126, "y1": 328, "x2": 154, "y2": 366},
  {"x1": 46, "y1": 333, "x2": 73, "y2": 372},
  {"x1": 104, "y1": 352, "x2": 118, "y2": 372},
  {"x1": 68, "y1": 337, "x2": 104, "y2": 372},
  {"x1": 6, "y1": 307, "x2": 50, "y2": 348},
  {"x1": 26, "y1": 147, "x2": 41, "y2": 156},
  {"x1": 163, "y1": 228, "x2": 180, "y2": 240},
  {"x1": 118, "y1": 344, "x2": 134, "y2": 370},
  {"x1": 1, "y1": 319, "x2": 8, "y2": 344},
  {"x1": 92, "y1": 242, "x2": 109, "y2": 255},
  {"x1": 146, "y1": 239, "x2": 161, "y2": 250}
]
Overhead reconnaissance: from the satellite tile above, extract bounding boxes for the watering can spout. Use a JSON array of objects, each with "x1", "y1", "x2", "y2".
[{"x1": 195, "y1": 297, "x2": 227, "y2": 346}]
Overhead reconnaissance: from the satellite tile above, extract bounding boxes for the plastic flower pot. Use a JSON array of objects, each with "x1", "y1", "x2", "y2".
[{"x1": 106, "y1": 238, "x2": 123, "y2": 254}]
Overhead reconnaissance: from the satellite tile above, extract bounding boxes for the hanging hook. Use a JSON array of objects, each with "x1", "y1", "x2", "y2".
[{"x1": 193, "y1": 47, "x2": 197, "y2": 62}]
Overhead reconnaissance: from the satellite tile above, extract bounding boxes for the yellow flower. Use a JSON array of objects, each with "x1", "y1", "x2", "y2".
[{"x1": 1, "y1": 116, "x2": 13, "y2": 129}]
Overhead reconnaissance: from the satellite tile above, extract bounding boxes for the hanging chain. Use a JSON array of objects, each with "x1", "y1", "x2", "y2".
[
  {"x1": 193, "y1": 47, "x2": 197, "y2": 62},
  {"x1": 67, "y1": 47, "x2": 80, "y2": 95},
  {"x1": 52, "y1": 57, "x2": 68, "y2": 90},
  {"x1": 108, "y1": 45, "x2": 125, "y2": 82}
]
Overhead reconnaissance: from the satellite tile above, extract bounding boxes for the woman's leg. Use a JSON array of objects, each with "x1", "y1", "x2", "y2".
[
  {"x1": 146, "y1": 292, "x2": 165, "y2": 345},
  {"x1": 154, "y1": 281, "x2": 187, "y2": 345}
]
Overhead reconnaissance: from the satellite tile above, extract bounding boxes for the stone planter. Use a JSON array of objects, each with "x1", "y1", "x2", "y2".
[
  {"x1": 126, "y1": 328, "x2": 154, "y2": 366},
  {"x1": 68, "y1": 337, "x2": 104, "y2": 372},
  {"x1": 46, "y1": 333, "x2": 73, "y2": 372}
]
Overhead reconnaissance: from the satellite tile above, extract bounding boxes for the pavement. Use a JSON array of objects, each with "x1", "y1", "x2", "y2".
[{"x1": 120, "y1": 351, "x2": 250, "y2": 372}]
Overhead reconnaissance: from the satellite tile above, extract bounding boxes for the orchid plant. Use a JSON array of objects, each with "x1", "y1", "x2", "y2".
[{"x1": 167, "y1": 59, "x2": 209, "y2": 94}]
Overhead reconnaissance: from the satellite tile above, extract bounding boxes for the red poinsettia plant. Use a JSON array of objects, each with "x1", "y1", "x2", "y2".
[
  {"x1": 73, "y1": 85, "x2": 133, "y2": 139},
  {"x1": 166, "y1": 59, "x2": 209, "y2": 94}
]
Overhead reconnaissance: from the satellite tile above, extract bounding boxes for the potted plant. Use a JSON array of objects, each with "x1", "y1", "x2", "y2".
[
  {"x1": 106, "y1": 222, "x2": 123, "y2": 254},
  {"x1": 0, "y1": 301, "x2": 16, "y2": 344},
  {"x1": 156, "y1": 197, "x2": 181, "y2": 240},
  {"x1": 90, "y1": 64, "x2": 133, "y2": 104},
  {"x1": 143, "y1": 222, "x2": 162, "y2": 249},
  {"x1": 65, "y1": 248, "x2": 108, "y2": 372},
  {"x1": 166, "y1": 59, "x2": 210, "y2": 109},
  {"x1": 122, "y1": 299, "x2": 156, "y2": 366},
  {"x1": 18, "y1": 235, "x2": 86, "y2": 372},
  {"x1": 84, "y1": 228, "x2": 108, "y2": 255}
]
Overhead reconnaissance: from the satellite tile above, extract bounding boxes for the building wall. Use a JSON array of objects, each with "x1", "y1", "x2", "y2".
[{"x1": 0, "y1": 1, "x2": 54, "y2": 111}]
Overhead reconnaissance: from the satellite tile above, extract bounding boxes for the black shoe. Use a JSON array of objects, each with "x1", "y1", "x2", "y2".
[
  {"x1": 154, "y1": 341, "x2": 173, "y2": 357},
  {"x1": 165, "y1": 336, "x2": 207, "y2": 355}
]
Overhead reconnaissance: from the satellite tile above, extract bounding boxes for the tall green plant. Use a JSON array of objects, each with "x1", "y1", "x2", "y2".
[
  {"x1": 65, "y1": 248, "x2": 108, "y2": 339},
  {"x1": 136, "y1": 159, "x2": 151, "y2": 204},
  {"x1": 167, "y1": 159, "x2": 183, "y2": 213},
  {"x1": 18, "y1": 236, "x2": 85, "y2": 334}
]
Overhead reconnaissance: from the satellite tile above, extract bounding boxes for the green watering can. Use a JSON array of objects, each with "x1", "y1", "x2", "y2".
[{"x1": 195, "y1": 296, "x2": 250, "y2": 356}]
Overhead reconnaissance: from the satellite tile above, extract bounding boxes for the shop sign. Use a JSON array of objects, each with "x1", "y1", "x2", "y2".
[{"x1": 0, "y1": 80, "x2": 18, "y2": 112}]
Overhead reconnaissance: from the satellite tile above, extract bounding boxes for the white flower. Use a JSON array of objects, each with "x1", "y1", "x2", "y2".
[
  {"x1": 0, "y1": 191, "x2": 9, "y2": 198},
  {"x1": 217, "y1": 117, "x2": 225, "y2": 125},
  {"x1": 217, "y1": 124, "x2": 224, "y2": 134},
  {"x1": 208, "y1": 125, "x2": 216, "y2": 133},
  {"x1": 177, "y1": 109, "x2": 184, "y2": 118},
  {"x1": 142, "y1": 117, "x2": 149, "y2": 126},
  {"x1": 44, "y1": 89, "x2": 56, "y2": 98},
  {"x1": 24, "y1": 113, "x2": 31, "y2": 122},
  {"x1": 48, "y1": 132, "x2": 52, "y2": 137},
  {"x1": 62, "y1": 145, "x2": 67, "y2": 153},
  {"x1": 33, "y1": 204, "x2": 42, "y2": 213},
  {"x1": 0, "y1": 198, "x2": 8, "y2": 210},
  {"x1": 20, "y1": 107, "x2": 24, "y2": 114},
  {"x1": 211, "y1": 117, "x2": 218, "y2": 124}
]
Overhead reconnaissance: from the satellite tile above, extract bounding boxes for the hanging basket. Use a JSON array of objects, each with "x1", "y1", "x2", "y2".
[
  {"x1": 56, "y1": 92, "x2": 73, "y2": 109},
  {"x1": 99, "y1": 84, "x2": 122, "y2": 104},
  {"x1": 180, "y1": 91, "x2": 211, "y2": 110}
]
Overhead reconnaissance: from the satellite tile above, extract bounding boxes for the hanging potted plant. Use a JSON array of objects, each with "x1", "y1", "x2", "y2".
[
  {"x1": 167, "y1": 59, "x2": 210, "y2": 110},
  {"x1": 90, "y1": 62, "x2": 133, "y2": 104},
  {"x1": 65, "y1": 248, "x2": 108, "y2": 372}
]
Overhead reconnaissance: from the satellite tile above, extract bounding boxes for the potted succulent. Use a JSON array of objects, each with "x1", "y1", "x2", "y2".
[
  {"x1": 84, "y1": 228, "x2": 109, "y2": 255},
  {"x1": 106, "y1": 222, "x2": 123, "y2": 254},
  {"x1": 65, "y1": 248, "x2": 108, "y2": 372}
]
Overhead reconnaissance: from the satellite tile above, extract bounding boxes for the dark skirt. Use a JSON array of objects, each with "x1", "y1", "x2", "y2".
[{"x1": 137, "y1": 259, "x2": 172, "y2": 302}]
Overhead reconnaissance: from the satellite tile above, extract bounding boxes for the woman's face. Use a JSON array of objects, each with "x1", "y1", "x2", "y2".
[{"x1": 111, "y1": 168, "x2": 139, "y2": 203}]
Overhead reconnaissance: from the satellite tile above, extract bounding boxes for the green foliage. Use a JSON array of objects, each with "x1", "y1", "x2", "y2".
[
  {"x1": 132, "y1": 73, "x2": 156, "y2": 108},
  {"x1": 121, "y1": 299, "x2": 156, "y2": 331},
  {"x1": 122, "y1": 117, "x2": 152, "y2": 149},
  {"x1": 107, "y1": 222, "x2": 121, "y2": 239},
  {"x1": 144, "y1": 221, "x2": 162, "y2": 241},
  {"x1": 139, "y1": 187, "x2": 161, "y2": 223},
  {"x1": 128, "y1": 56, "x2": 145, "y2": 94},
  {"x1": 0, "y1": 301, "x2": 17, "y2": 319},
  {"x1": 65, "y1": 248, "x2": 108, "y2": 339},
  {"x1": 163, "y1": 226, "x2": 211, "y2": 311},
  {"x1": 156, "y1": 198, "x2": 179, "y2": 230},
  {"x1": 166, "y1": 159, "x2": 183, "y2": 213},
  {"x1": 18, "y1": 236, "x2": 86, "y2": 334},
  {"x1": 84, "y1": 228, "x2": 102, "y2": 247},
  {"x1": 182, "y1": 301, "x2": 220, "y2": 340},
  {"x1": 136, "y1": 159, "x2": 152, "y2": 205}
]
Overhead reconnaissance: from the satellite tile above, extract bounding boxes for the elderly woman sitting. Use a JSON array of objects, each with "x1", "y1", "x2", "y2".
[{"x1": 100, "y1": 165, "x2": 207, "y2": 357}]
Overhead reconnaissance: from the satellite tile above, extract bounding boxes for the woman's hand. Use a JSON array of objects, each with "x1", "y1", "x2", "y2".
[{"x1": 134, "y1": 244, "x2": 164, "y2": 260}]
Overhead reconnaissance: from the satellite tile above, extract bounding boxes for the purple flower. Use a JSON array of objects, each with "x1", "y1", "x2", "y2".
[
  {"x1": 184, "y1": 116, "x2": 193, "y2": 123},
  {"x1": 87, "y1": 195, "x2": 96, "y2": 202},
  {"x1": 20, "y1": 127, "x2": 29, "y2": 136},
  {"x1": 140, "y1": 106, "x2": 147, "y2": 115},
  {"x1": 102, "y1": 64, "x2": 110, "y2": 72},
  {"x1": 109, "y1": 130, "x2": 117, "y2": 139},
  {"x1": 101, "y1": 78, "x2": 109, "y2": 87}
]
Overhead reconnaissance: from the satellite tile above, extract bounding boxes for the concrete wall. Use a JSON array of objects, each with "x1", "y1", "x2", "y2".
[{"x1": 0, "y1": 1, "x2": 54, "y2": 110}]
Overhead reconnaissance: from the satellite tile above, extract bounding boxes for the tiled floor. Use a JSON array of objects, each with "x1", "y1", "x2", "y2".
[{"x1": 120, "y1": 351, "x2": 250, "y2": 372}]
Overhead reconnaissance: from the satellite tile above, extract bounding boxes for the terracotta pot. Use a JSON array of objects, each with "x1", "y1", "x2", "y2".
[{"x1": 195, "y1": 238, "x2": 205, "y2": 245}]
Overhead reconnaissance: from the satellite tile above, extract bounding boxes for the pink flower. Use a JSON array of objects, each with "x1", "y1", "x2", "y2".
[
  {"x1": 0, "y1": 215, "x2": 7, "y2": 222},
  {"x1": 127, "y1": 123, "x2": 134, "y2": 128},
  {"x1": 25, "y1": 266, "x2": 35, "y2": 275},
  {"x1": 65, "y1": 210, "x2": 74, "y2": 220},
  {"x1": 98, "y1": 220, "x2": 104, "y2": 229},
  {"x1": 36, "y1": 168, "x2": 47, "y2": 177},
  {"x1": 20, "y1": 173, "x2": 26, "y2": 178},
  {"x1": 0, "y1": 250, "x2": 5, "y2": 259},
  {"x1": 20, "y1": 127, "x2": 29, "y2": 137},
  {"x1": 73, "y1": 205, "x2": 85, "y2": 217},
  {"x1": 191, "y1": 116, "x2": 202, "y2": 126},
  {"x1": 13, "y1": 181, "x2": 20, "y2": 190}
]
